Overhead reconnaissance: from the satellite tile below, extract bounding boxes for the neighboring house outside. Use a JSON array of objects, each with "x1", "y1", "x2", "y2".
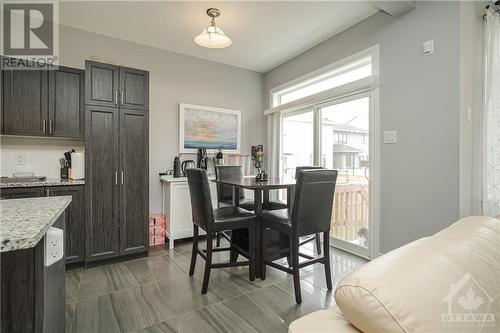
[{"x1": 282, "y1": 116, "x2": 368, "y2": 179}]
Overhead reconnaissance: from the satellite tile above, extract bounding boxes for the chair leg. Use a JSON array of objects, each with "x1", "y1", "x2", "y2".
[
  {"x1": 261, "y1": 226, "x2": 267, "y2": 280},
  {"x1": 201, "y1": 232, "x2": 213, "y2": 294},
  {"x1": 292, "y1": 237, "x2": 302, "y2": 304},
  {"x1": 248, "y1": 226, "x2": 256, "y2": 281},
  {"x1": 189, "y1": 225, "x2": 199, "y2": 276},
  {"x1": 229, "y1": 232, "x2": 238, "y2": 263},
  {"x1": 216, "y1": 232, "x2": 221, "y2": 247},
  {"x1": 315, "y1": 233, "x2": 322, "y2": 255},
  {"x1": 323, "y1": 232, "x2": 333, "y2": 290}
]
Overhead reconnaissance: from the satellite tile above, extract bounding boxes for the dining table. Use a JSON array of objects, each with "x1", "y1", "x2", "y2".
[{"x1": 212, "y1": 176, "x2": 296, "y2": 278}]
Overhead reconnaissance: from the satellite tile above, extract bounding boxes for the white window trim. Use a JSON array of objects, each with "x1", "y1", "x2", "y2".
[
  {"x1": 268, "y1": 45, "x2": 380, "y2": 259},
  {"x1": 269, "y1": 45, "x2": 380, "y2": 110}
]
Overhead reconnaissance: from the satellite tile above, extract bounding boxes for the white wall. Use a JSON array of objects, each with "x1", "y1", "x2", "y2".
[
  {"x1": 0, "y1": 137, "x2": 84, "y2": 178},
  {"x1": 0, "y1": 25, "x2": 266, "y2": 214},
  {"x1": 264, "y1": 2, "x2": 466, "y2": 253}
]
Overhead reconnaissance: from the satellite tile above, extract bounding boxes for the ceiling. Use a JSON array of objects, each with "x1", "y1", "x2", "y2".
[{"x1": 59, "y1": 1, "x2": 379, "y2": 73}]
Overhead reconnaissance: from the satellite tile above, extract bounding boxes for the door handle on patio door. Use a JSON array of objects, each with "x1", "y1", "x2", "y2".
[{"x1": 364, "y1": 165, "x2": 371, "y2": 183}]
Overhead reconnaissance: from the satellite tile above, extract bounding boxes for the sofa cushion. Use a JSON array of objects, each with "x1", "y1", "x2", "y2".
[
  {"x1": 334, "y1": 216, "x2": 500, "y2": 333},
  {"x1": 288, "y1": 305, "x2": 361, "y2": 333}
]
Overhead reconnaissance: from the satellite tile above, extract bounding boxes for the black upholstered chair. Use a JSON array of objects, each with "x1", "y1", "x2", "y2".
[
  {"x1": 214, "y1": 166, "x2": 254, "y2": 249},
  {"x1": 270, "y1": 166, "x2": 325, "y2": 255},
  {"x1": 215, "y1": 166, "x2": 254, "y2": 211},
  {"x1": 186, "y1": 168, "x2": 256, "y2": 294},
  {"x1": 259, "y1": 169, "x2": 338, "y2": 304}
]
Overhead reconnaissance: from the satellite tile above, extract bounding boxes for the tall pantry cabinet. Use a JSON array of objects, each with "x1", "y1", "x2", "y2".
[{"x1": 84, "y1": 60, "x2": 149, "y2": 262}]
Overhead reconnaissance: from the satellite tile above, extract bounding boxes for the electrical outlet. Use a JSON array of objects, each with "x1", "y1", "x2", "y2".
[
  {"x1": 45, "y1": 227, "x2": 64, "y2": 267},
  {"x1": 15, "y1": 154, "x2": 25, "y2": 165}
]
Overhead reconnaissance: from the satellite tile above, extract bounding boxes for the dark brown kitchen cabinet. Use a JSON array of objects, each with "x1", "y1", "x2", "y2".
[
  {"x1": 120, "y1": 109, "x2": 149, "y2": 255},
  {"x1": 85, "y1": 61, "x2": 120, "y2": 108},
  {"x1": 85, "y1": 61, "x2": 149, "y2": 263},
  {"x1": 85, "y1": 61, "x2": 148, "y2": 110},
  {"x1": 0, "y1": 186, "x2": 45, "y2": 199},
  {"x1": 2, "y1": 69, "x2": 48, "y2": 136},
  {"x1": 47, "y1": 185, "x2": 85, "y2": 264},
  {"x1": 85, "y1": 105, "x2": 120, "y2": 262},
  {"x1": 49, "y1": 66, "x2": 85, "y2": 138},
  {"x1": 1, "y1": 62, "x2": 85, "y2": 138},
  {"x1": 119, "y1": 67, "x2": 149, "y2": 110}
]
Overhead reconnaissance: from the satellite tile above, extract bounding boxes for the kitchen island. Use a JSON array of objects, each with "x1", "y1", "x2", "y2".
[{"x1": 1, "y1": 196, "x2": 71, "y2": 333}]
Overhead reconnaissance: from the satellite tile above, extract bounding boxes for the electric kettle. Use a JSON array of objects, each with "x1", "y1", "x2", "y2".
[{"x1": 181, "y1": 160, "x2": 196, "y2": 176}]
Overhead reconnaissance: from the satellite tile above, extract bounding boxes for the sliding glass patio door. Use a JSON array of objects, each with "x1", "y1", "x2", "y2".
[
  {"x1": 319, "y1": 94, "x2": 373, "y2": 258},
  {"x1": 279, "y1": 93, "x2": 377, "y2": 259}
]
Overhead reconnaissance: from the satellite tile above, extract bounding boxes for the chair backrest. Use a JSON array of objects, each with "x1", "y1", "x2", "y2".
[
  {"x1": 186, "y1": 168, "x2": 214, "y2": 231},
  {"x1": 291, "y1": 169, "x2": 338, "y2": 237},
  {"x1": 295, "y1": 166, "x2": 324, "y2": 179},
  {"x1": 215, "y1": 165, "x2": 245, "y2": 203}
]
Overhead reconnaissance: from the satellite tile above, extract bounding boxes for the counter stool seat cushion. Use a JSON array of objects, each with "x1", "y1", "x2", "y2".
[{"x1": 213, "y1": 206, "x2": 256, "y2": 231}]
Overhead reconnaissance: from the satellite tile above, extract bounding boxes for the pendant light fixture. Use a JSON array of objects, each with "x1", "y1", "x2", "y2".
[{"x1": 194, "y1": 8, "x2": 232, "y2": 49}]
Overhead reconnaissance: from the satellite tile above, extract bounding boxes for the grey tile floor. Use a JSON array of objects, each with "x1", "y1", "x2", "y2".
[{"x1": 65, "y1": 240, "x2": 367, "y2": 333}]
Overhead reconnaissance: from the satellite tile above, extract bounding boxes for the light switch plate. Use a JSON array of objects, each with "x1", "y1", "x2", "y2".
[
  {"x1": 45, "y1": 227, "x2": 64, "y2": 267},
  {"x1": 384, "y1": 130, "x2": 397, "y2": 144},
  {"x1": 422, "y1": 40, "x2": 434, "y2": 55}
]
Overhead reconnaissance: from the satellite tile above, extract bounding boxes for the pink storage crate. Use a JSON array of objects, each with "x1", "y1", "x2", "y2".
[
  {"x1": 149, "y1": 213, "x2": 166, "y2": 228},
  {"x1": 149, "y1": 213, "x2": 166, "y2": 246},
  {"x1": 149, "y1": 235, "x2": 165, "y2": 246}
]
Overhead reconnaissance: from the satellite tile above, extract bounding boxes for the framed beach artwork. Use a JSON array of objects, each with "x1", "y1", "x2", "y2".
[{"x1": 179, "y1": 103, "x2": 241, "y2": 154}]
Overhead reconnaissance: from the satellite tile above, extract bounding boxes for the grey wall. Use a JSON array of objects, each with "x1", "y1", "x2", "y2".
[
  {"x1": 58, "y1": 25, "x2": 265, "y2": 213},
  {"x1": 264, "y1": 2, "x2": 463, "y2": 253}
]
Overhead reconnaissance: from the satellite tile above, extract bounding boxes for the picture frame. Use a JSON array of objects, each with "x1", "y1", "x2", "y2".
[{"x1": 179, "y1": 103, "x2": 241, "y2": 154}]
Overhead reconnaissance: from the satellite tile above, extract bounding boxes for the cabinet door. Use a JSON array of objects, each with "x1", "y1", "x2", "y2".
[
  {"x1": 0, "y1": 187, "x2": 45, "y2": 199},
  {"x1": 85, "y1": 105, "x2": 120, "y2": 261},
  {"x1": 47, "y1": 185, "x2": 85, "y2": 264},
  {"x1": 85, "y1": 61, "x2": 119, "y2": 108},
  {"x1": 2, "y1": 69, "x2": 48, "y2": 136},
  {"x1": 119, "y1": 67, "x2": 149, "y2": 110},
  {"x1": 119, "y1": 109, "x2": 149, "y2": 255},
  {"x1": 48, "y1": 66, "x2": 85, "y2": 138}
]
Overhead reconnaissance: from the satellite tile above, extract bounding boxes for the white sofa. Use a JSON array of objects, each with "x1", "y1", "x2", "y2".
[{"x1": 289, "y1": 216, "x2": 500, "y2": 333}]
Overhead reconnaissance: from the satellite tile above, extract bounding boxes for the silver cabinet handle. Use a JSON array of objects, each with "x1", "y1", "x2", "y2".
[
  {"x1": 46, "y1": 188, "x2": 50, "y2": 196},
  {"x1": 121, "y1": 171, "x2": 124, "y2": 185},
  {"x1": 115, "y1": 91, "x2": 118, "y2": 106},
  {"x1": 43, "y1": 120, "x2": 47, "y2": 134},
  {"x1": 49, "y1": 121, "x2": 53, "y2": 135},
  {"x1": 115, "y1": 171, "x2": 118, "y2": 185},
  {"x1": 120, "y1": 91, "x2": 124, "y2": 106}
]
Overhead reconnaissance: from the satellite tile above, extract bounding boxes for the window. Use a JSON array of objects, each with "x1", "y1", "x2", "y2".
[
  {"x1": 362, "y1": 134, "x2": 368, "y2": 144},
  {"x1": 335, "y1": 133, "x2": 348, "y2": 144},
  {"x1": 272, "y1": 56, "x2": 372, "y2": 107}
]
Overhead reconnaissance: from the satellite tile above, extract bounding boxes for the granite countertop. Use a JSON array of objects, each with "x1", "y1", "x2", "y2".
[
  {"x1": 0, "y1": 196, "x2": 72, "y2": 252},
  {"x1": 0, "y1": 178, "x2": 85, "y2": 188}
]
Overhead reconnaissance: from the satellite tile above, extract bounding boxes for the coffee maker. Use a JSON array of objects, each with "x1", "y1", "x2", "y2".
[{"x1": 197, "y1": 148, "x2": 208, "y2": 170}]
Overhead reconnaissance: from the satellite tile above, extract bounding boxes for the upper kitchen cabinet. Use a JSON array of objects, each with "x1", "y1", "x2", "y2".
[
  {"x1": 85, "y1": 61, "x2": 149, "y2": 110},
  {"x1": 49, "y1": 66, "x2": 85, "y2": 138},
  {"x1": 85, "y1": 61, "x2": 120, "y2": 108},
  {"x1": 1, "y1": 61, "x2": 85, "y2": 138},
  {"x1": 2, "y1": 69, "x2": 48, "y2": 136},
  {"x1": 120, "y1": 67, "x2": 149, "y2": 110}
]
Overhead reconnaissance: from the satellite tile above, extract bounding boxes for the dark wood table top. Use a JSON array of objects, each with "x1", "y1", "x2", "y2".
[{"x1": 212, "y1": 177, "x2": 295, "y2": 190}]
